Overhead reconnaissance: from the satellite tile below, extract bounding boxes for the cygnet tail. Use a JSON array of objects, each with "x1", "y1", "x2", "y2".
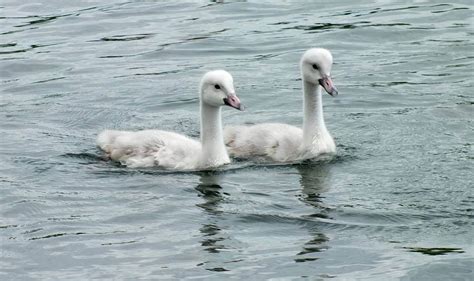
[{"x1": 97, "y1": 130, "x2": 123, "y2": 152}]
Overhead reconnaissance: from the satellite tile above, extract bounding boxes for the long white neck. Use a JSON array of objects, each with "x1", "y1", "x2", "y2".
[
  {"x1": 302, "y1": 80, "x2": 329, "y2": 146},
  {"x1": 199, "y1": 102, "x2": 230, "y2": 167}
]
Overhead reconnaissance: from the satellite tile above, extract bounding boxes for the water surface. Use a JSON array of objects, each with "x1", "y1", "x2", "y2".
[{"x1": 1, "y1": 0, "x2": 473, "y2": 280}]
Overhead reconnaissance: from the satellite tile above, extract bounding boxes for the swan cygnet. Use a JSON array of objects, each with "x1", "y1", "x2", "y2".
[
  {"x1": 97, "y1": 70, "x2": 243, "y2": 170},
  {"x1": 224, "y1": 48, "x2": 338, "y2": 162}
]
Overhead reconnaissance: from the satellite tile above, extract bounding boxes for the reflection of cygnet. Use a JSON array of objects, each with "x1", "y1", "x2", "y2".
[
  {"x1": 196, "y1": 172, "x2": 226, "y2": 255},
  {"x1": 97, "y1": 70, "x2": 243, "y2": 170},
  {"x1": 195, "y1": 172, "x2": 227, "y2": 216},
  {"x1": 298, "y1": 163, "x2": 331, "y2": 195},
  {"x1": 295, "y1": 163, "x2": 332, "y2": 262},
  {"x1": 297, "y1": 163, "x2": 332, "y2": 219}
]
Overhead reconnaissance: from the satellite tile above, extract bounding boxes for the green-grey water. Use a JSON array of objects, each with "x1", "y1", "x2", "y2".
[{"x1": 1, "y1": 0, "x2": 473, "y2": 280}]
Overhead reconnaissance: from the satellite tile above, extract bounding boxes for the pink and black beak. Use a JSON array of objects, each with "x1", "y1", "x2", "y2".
[
  {"x1": 318, "y1": 75, "x2": 338, "y2": 97},
  {"x1": 223, "y1": 94, "x2": 244, "y2": 111}
]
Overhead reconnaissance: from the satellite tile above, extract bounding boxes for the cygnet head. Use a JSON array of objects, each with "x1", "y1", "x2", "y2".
[
  {"x1": 200, "y1": 70, "x2": 243, "y2": 110},
  {"x1": 300, "y1": 48, "x2": 338, "y2": 96}
]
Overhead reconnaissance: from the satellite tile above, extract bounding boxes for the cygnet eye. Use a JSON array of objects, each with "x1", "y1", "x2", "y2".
[
  {"x1": 312, "y1": 64, "x2": 319, "y2": 70},
  {"x1": 214, "y1": 84, "x2": 221, "y2": 90}
]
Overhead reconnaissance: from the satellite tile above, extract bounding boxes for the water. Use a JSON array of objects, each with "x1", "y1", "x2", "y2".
[{"x1": 1, "y1": 0, "x2": 473, "y2": 279}]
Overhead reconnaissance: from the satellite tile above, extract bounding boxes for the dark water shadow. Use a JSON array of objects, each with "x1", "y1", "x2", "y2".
[
  {"x1": 293, "y1": 162, "x2": 332, "y2": 263},
  {"x1": 195, "y1": 172, "x2": 226, "y2": 216},
  {"x1": 194, "y1": 172, "x2": 232, "y2": 272},
  {"x1": 297, "y1": 162, "x2": 332, "y2": 218}
]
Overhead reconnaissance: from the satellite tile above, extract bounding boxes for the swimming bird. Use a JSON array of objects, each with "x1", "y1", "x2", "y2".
[
  {"x1": 97, "y1": 70, "x2": 243, "y2": 170},
  {"x1": 224, "y1": 48, "x2": 338, "y2": 162}
]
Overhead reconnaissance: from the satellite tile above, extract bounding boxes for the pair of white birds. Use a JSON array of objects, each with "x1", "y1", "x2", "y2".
[{"x1": 97, "y1": 48, "x2": 338, "y2": 171}]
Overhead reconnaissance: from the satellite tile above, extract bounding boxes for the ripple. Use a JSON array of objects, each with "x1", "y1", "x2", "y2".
[
  {"x1": 98, "y1": 33, "x2": 154, "y2": 42},
  {"x1": 234, "y1": 207, "x2": 429, "y2": 232},
  {"x1": 0, "y1": 43, "x2": 17, "y2": 48},
  {"x1": 29, "y1": 232, "x2": 86, "y2": 241},
  {"x1": 403, "y1": 247, "x2": 465, "y2": 256},
  {"x1": 112, "y1": 67, "x2": 201, "y2": 78},
  {"x1": 101, "y1": 240, "x2": 138, "y2": 246},
  {"x1": 62, "y1": 152, "x2": 105, "y2": 163},
  {"x1": 282, "y1": 21, "x2": 414, "y2": 34},
  {"x1": 0, "y1": 46, "x2": 31, "y2": 55},
  {"x1": 14, "y1": 15, "x2": 63, "y2": 28},
  {"x1": 431, "y1": 7, "x2": 470, "y2": 14},
  {"x1": 0, "y1": 224, "x2": 18, "y2": 229},
  {"x1": 32, "y1": 77, "x2": 66, "y2": 84}
]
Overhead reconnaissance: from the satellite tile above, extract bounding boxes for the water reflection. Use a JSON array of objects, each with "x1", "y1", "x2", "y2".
[
  {"x1": 298, "y1": 162, "x2": 332, "y2": 218},
  {"x1": 195, "y1": 172, "x2": 231, "y2": 271},
  {"x1": 295, "y1": 232, "x2": 329, "y2": 263},
  {"x1": 195, "y1": 172, "x2": 225, "y2": 216},
  {"x1": 294, "y1": 162, "x2": 332, "y2": 262}
]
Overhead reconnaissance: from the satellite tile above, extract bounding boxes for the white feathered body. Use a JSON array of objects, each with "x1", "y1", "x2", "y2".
[
  {"x1": 224, "y1": 48, "x2": 338, "y2": 163},
  {"x1": 224, "y1": 123, "x2": 336, "y2": 162},
  {"x1": 97, "y1": 129, "x2": 229, "y2": 170},
  {"x1": 96, "y1": 70, "x2": 241, "y2": 171}
]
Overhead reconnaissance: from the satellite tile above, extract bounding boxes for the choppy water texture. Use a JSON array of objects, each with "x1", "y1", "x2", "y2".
[{"x1": 1, "y1": 0, "x2": 473, "y2": 280}]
